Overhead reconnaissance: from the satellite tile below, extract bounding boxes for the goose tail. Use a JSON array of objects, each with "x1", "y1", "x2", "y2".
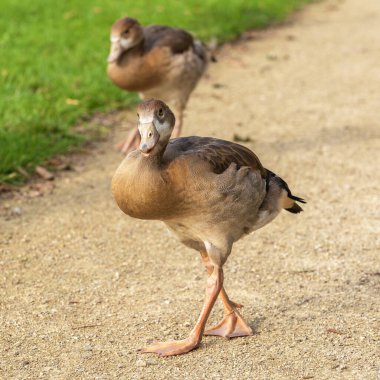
[{"x1": 266, "y1": 170, "x2": 306, "y2": 214}]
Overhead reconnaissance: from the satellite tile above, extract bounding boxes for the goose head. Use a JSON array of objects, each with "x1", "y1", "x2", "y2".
[
  {"x1": 137, "y1": 99, "x2": 176, "y2": 156},
  {"x1": 108, "y1": 17, "x2": 144, "y2": 63}
]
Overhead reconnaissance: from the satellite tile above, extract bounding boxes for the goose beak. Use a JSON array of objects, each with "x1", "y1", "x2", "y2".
[
  {"x1": 107, "y1": 37, "x2": 123, "y2": 63},
  {"x1": 139, "y1": 122, "x2": 160, "y2": 155}
]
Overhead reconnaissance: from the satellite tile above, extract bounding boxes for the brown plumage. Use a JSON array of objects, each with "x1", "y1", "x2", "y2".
[
  {"x1": 112, "y1": 99, "x2": 306, "y2": 356},
  {"x1": 107, "y1": 17, "x2": 212, "y2": 153},
  {"x1": 166, "y1": 137, "x2": 266, "y2": 177}
]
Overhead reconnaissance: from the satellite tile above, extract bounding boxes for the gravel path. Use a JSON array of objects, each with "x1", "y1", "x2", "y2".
[{"x1": 1, "y1": 0, "x2": 379, "y2": 378}]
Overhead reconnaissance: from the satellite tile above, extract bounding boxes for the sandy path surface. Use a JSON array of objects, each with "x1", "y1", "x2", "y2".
[{"x1": 1, "y1": 0, "x2": 379, "y2": 378}]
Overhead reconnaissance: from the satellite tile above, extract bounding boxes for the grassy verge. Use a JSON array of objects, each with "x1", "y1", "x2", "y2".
[{"x1": 0, "y1": 0, "x2": 309, "y2": 183}]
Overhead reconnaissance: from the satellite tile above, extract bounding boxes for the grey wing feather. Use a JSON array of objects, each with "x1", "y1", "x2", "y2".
[
  {"x1": 165, "y1": 136, "x2": 267, "y2": 177},
  {"x1": 143, "y1": 25, "x2": 194, "y2": 55}
]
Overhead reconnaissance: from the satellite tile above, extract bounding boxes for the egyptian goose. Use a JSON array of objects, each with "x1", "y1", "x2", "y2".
[
  {"x1": 107, "y1": 17, "x2": 212, "y2": 153},
  {"x1": 112, "y1": 100, "x2": 306, "y2": 356}
]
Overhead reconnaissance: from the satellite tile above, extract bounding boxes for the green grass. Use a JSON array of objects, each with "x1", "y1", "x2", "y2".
[{"x1": 0, "y1": 0, "x2": 308, "y2": 183}]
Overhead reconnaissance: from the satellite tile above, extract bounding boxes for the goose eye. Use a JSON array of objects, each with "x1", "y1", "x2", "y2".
[
  {"x1": 148, "y1": 132, "x2": 153, "y2": 138},
  {"x1": 158, "y1": 108, "x2": 164, "y2": 117}
]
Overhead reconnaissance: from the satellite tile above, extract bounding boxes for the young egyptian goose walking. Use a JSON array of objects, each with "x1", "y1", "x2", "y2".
[
  {"x1": 112, "y1": 100, "x2": 306, "y2": 356},
  {"x1": 107, "y1": 17, "x2": 211, "y2": 153}
]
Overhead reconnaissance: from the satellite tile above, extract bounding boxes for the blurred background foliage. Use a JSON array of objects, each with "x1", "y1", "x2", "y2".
[{"x1": 0, "y1": 0, "x2": 308, "y2": 183}]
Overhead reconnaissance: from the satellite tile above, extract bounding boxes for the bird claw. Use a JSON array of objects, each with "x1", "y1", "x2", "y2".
[
  {"x1": 204, "y1": 309, "x2": 253, "y2": 338},
  {"x1": 140, "y1": 337, "x2": 200, "y2": 356}
]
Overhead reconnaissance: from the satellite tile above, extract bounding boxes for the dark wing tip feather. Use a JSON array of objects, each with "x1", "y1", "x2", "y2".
[
  {"x1": 289, "y1": 194, "x2": 307, "y2": 204},
  {"x1": 285, "y1": 204, "x2": 304, "y2": 214}
]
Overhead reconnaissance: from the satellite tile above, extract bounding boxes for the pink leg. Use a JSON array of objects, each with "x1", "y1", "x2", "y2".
[
  {"x1": 116, "y1": 128, "x2": 140, "y2": 155},
  {"x1": 141, "y1": 266, "x2": 223, "y2": 356},
  {"x1": 170, "y1": 108, "x2": 183, "y2": 139},
  {"x1": 200, "y1": 252, "x2": 253, "y2": 338}
]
